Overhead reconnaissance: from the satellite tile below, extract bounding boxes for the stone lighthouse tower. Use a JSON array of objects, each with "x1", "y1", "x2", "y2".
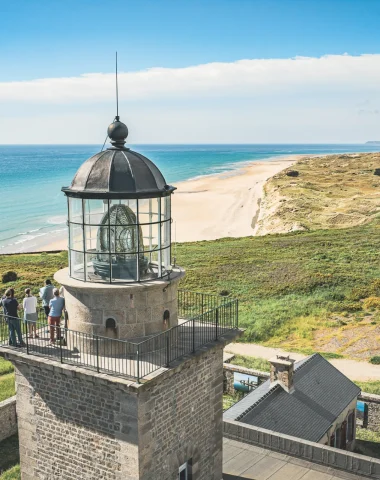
[{"x1": 1, "y1": 115, "x2": 240, "y2": 480}]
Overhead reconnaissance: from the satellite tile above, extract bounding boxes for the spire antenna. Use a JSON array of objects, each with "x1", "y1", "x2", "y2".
[{"x1": 115, "y1": 51, "x2": 119, "y2": 120}]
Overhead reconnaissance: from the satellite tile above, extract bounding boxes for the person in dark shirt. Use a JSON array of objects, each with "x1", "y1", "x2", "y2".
[
  {"x1": 2, "y1": 289, "x2": 25, "y2": 347},
  {"x1": 1, "y1": 288, "x2": 15, "y2": 345}
]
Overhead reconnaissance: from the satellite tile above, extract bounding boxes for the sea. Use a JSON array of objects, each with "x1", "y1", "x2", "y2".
[{"x1": 0, "y1": 143, "x2": 379, "y2": 254}]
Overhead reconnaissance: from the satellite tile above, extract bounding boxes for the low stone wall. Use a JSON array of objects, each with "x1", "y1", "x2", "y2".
[
  {"x1": 223, "y1": 418, "x2": 380, "y2": 479},
  {"x1": 359, "y1": 392, "x2": 380, "y2": 432},
  {"x1": 223, "y1": 363, "x2": 269, "y2": 394},
  {"x1": 0, "y1": 396, "x2": 17, "y2": 442}
]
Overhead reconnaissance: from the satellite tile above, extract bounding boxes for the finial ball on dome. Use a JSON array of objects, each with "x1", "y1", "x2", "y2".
[{"x1": 107, "y1": 117, "x2": 128, "y2": 148}]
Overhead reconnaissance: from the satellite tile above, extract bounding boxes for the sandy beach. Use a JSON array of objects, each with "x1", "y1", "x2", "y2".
[
  {"x1": 27, "y1": 155, "x2": 301, "y2": 253},
  {"x1": 172, "y1": 155, "x2": 300, "y2": 242}
]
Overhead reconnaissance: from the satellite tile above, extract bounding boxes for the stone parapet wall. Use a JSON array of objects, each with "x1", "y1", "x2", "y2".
[
  {"x1": 0, "y1": 396, "x2": 17, "y2": 442},
  {"x1": 223, "y1": 418, "x2": 380, "y2": 479},
  {"x1": 359, "y1": 392, "x2": 380, "y2": 432}
]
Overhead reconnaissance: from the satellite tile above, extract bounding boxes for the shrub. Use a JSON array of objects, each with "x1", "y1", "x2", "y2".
[
  {"x1": 349, "y1": 286, "x2": 372, "y2": 301},
  {"x1": 331, "y1": 301, "x2": 362, "y2": 312},
  {"x1": 1, "y1": 271, "x2": 17, "y2": 283},
  {"x1": 370, "y1": 356, "x2": 380, "y2": 365},
  {"x1": 363, "y1": 297, "x2": 380, "y2": 310},
  {"x1": 219, "y1": 290, "x2": 230, "y2": 297}
]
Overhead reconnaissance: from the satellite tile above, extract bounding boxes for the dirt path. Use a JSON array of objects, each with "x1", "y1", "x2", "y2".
[{"x1": 225, "y1": 343, "x2": 380, "y2": 381}]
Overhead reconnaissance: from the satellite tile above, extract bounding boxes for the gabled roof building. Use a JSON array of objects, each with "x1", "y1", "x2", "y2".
[{"x1": 225, "y1": 353, "x2": 360, "y2": 450}]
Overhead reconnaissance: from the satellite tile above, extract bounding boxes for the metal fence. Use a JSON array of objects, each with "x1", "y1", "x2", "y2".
[{"x1": 0, "y1": 291, "x2": 238, "y2": 382}]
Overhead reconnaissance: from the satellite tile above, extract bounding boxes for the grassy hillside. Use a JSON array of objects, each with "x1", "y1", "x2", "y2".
[
  {"x1": 177, "y1": 220, "x2": 380, "y2": 358},
  {"x1": 257, "y1": 152, "x2": 380, "y2": 235},
  {"x1": 0, "y1": 218, "x2": 380, "y2": 358}
]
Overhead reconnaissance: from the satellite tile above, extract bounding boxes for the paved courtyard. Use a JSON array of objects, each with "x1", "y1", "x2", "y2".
[{"x1": 223, "y1": 438, "x2": 366, "y2": 480}]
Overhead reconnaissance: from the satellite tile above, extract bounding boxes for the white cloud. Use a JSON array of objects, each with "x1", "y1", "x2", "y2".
[
  {"x1": 1, "y1": 54, "x2": 380, "y2": 143},
  {"x1": 2, "y1": 54, "x2": 380, "y2": 104}
]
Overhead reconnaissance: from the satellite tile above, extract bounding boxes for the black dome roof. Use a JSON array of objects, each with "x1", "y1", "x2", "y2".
[{"x1": 62, "y1": 119, "x2": 175, "y2": 199}]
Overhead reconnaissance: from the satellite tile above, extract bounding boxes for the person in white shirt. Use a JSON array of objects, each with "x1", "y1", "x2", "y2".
[{"x1": 23, "y1": 288, "x2": 38, "y2": 338}]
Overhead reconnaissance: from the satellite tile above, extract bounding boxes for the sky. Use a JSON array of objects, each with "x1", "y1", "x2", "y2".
[{"x1": 1, "y1": 0, "x2": 380, "y2": 144}]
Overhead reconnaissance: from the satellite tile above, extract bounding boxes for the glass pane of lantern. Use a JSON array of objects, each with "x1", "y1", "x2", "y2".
[
  {"x1": 84, "y1": 199, "x2": 107, "y2": 225},
  {"x1": 141, "y1": 222, "x2": 159, "y2": 252},
  {"x1": 70, "y1": 250, "x2": 85, "y2": 280},
  {"x1": 164, "y1": 195, "x2": 171, "y2": 221},
  {"x1": 139, "y1": 198, "x2": 160, "y2": 224},
  {"x1": 149, "y1": 249, "x2": 158, "y2": 262},
  {"x1": 69, "y1": 223, "x2": 84, "y2": 251},
  {"x1": 84, "y1": 252, "x2": 96, "y2": 280},
  {"x1": 161, "y1": 219, "x2": 171, "y2": 248},
  {"x1": 109, "y1": 200, "x2": 137, "y2": 224},
  {"x1": 111, "y1": 253, "x2": 139, "y2": 282},
  {"x1": 95, "y1": 225, "x2": 110, "y2": 254},
  {"x1": 87, "y1": 252, "x2": 110, "y2": 281},
  {"x1": 69, "y1": 197, "x2": 83, "y2": 224},
  {"x1": 84, "y1": 225, "x2": 100, "y2": 253},
  {"x1": 162, "y1": 246, "x2": 171, "y2": 270}
]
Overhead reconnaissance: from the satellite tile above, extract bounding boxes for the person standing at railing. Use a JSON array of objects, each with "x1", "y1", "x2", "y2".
[
  {"x1": 48, "y1": 288, "x2": 65, "y2": 345},
  {"x1": 39, "y1": 279, "x2": 55, "y2": 320},
  {"x1": 2, "y1": 289, "x2": 25, "y2": 347},
  {"x1": 23, "y1": 288, "x2": 38, "y2": 339}
]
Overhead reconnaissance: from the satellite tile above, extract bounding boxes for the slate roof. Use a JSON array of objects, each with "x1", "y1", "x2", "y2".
[{"x1": 224, "y1": 353, "x2": 361, "y2": 442}]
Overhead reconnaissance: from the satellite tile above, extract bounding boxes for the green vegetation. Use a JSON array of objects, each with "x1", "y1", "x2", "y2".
[
  {"x1": 0, "y1": 374, "x2": 15, "y2": 402},
  {"x1": 0, "y1": 359, "x2": 15, "y2": 403},
  {"x1": 355, "y1": 381, "x2": 380, "y2": 396},
  {"x1": 223, "y1": 392, "x2": 243, "y2": 411},
  {"x1": 229, "y1": 354, "x2": 270, "y2": 372},
  {"x1": 0, "y1": 251, "x2": 67, "y2": 300},
  {"x1": 0, "y1": 358, "x2": 14, "y2": 376},
  {"x1": 177, "y1": 218, "x2": 380, "y2": 356},
  {"x1": 0, "y1": 435, "x2": 19, "y2": 478},
  {"x1": 0, "y1": 215, "x2": 380, "y2": 357},
  {"x1": 355, "y1": 429, "x2": 380, "y2": 459},
  {"x1": 0, "y1": 465, "x2": 20, "y2": 480},
  {"x1": 370, "y1": 356, "x2": 380, "y2": 365}
]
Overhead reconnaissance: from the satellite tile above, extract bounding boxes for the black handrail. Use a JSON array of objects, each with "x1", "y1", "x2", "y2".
[{"x1": 0, "y1": 291, "x2": 238, "y2": 382}]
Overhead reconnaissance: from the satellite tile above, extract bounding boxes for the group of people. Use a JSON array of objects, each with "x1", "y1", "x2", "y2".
[{"x1": 1, "y1": 279, "x2": 66, "y2": 347}]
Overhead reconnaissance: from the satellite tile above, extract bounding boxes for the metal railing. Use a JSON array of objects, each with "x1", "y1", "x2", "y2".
[{"x1": 0, "y1": 291, "x2": 238, "y2": 382}]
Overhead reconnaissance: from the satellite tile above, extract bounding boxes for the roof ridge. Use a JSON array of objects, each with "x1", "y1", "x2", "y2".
[
  {"x1": 294, "y1": 353, "x2": 317, "y2": 372},
  {"x1": 236, "y1": 382, "x2": 279, "y2": 421}
]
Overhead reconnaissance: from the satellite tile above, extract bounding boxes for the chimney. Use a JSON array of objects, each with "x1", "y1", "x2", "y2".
[{"x1": 269, "y1": 355, "x2": 295, "y2": 393}]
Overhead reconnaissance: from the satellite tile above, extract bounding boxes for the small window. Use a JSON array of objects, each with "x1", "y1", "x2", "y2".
[
  {"x1": 179, "y1": 459, "x2": 192, "y2": 480},
  {"x1": 179, "y1": 463, "x2": 188, "y2": 480},
  {"x1": 163, "y1": 309, "x2": 170, "y2": 328},
  {"x1": 335, "y1": 427, "x2": 341, "y2": 448},
  {"x1": 106, "y1": 317, "x2": 116, "y2": 329},
  {"x1": 347, "y1": 412, "x2": 355, "y2": 441}
]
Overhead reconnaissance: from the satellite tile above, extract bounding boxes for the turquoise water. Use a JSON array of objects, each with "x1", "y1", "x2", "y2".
[{"x1": 0, "y1": 143, "x2": 379, "y2": 253}]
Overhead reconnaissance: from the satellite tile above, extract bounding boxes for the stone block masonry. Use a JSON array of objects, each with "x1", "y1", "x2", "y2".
[
  {"x1": 360, "y1": 392, "x2": 380, "y2": 432},
  {"x1": 0, "y1": 396, "x2": 17, "y2": 442},
  {"x1": 138, "y1": 346, "x2": 224, "y2": 480},
  {"x1": 6, "y1": 340, "x2": 225, "y2": 480}
]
